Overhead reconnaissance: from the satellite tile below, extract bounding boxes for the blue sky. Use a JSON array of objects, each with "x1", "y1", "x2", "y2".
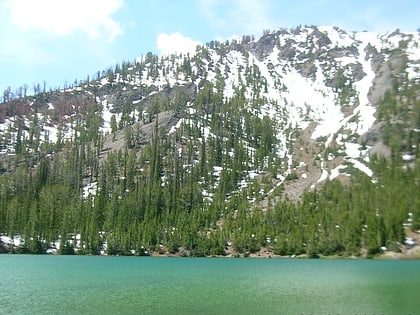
[{"x1": 0, "y1": 0, "x2": 418, "y2": 95}]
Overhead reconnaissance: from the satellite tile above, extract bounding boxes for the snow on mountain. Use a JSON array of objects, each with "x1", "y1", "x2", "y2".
[{"x1": 0, "y1": 25, "x2": 419, "y2": 201}]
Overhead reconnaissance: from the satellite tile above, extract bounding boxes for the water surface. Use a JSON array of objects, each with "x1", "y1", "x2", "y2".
[{"x1": 0, "y1": 256, "x2": 418, "y2": 314}]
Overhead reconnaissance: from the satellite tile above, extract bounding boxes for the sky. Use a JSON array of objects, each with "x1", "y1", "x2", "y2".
[{"x1": 0, "y1": 0, "x2": 418, "y2": 95}]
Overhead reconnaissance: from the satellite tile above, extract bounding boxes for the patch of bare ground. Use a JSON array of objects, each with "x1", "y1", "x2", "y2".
[
  {"x1": 379, "y1": 230, "x2": 420, "y2": 260},
  {"x1": 279, "y1": 123, "x2": 325, "y2": 202},
  {"x1": 255, "y1": 123, "x2": 327, "y2": 208},
  {"x1": 99, "y1": 110, "x2": 178, "y2": 164}
]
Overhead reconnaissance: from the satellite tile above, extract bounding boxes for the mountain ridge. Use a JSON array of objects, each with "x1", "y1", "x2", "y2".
[{"x1": 0, "y1": 25, "x2": 419, "y2": 257}]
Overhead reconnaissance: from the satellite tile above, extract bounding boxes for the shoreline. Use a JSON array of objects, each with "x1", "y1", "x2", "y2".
[
  {"x1": 2, "y1": 244, "x2": 420, "y2": 259},
  {"x1": 134, "y1": 243, "x2": 420, "y2": 259},
  {"x1": 1, "y1": 248, "x2": 420, "y2": 259},
  {"x1": 2, "y1": 232, "x2": 420, "y2": 259}
]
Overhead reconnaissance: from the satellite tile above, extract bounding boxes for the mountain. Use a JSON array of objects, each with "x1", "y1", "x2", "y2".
[{"x1": 0, "y1": 26, "x2": 419, "y2": 258}]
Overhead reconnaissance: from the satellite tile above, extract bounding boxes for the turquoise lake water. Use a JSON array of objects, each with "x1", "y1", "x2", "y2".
[{"x1": 0, "y1": 255, "x2": 419, "y2": 314}]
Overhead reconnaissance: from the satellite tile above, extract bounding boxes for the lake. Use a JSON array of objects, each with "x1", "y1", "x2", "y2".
[{"x1": 0, "y1": 256, "x2": 418, "y2": 314}]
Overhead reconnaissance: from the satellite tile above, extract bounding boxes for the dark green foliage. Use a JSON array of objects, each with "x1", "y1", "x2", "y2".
[
  {"x1": 59, "y1": 241, "x2": 75, "y2": 255},
  {"x1": 1, "y1": 122, "x2": 418, "y2": 256}
]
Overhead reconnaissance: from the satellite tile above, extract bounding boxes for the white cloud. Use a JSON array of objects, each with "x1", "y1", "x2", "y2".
[
  {"x1": 156, "y1": 33, "x2": 201, "y2": 56},
  {"x1": 5, "y1": 0, "x2": 123, "y2": 41}
]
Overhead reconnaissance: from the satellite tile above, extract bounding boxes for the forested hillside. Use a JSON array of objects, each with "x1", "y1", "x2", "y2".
[{"x1": 0, "y1": 26, "x2": 419, "y2": 257}]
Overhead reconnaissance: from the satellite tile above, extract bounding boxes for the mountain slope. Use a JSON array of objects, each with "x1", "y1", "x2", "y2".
[{"x1": 0, "y1": 26, "x2": 419, "y2": 257}]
